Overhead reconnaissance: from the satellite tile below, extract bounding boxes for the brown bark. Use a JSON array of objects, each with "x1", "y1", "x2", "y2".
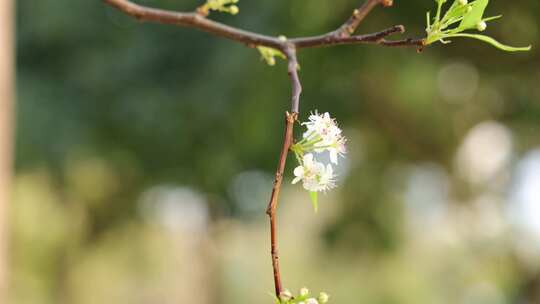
[{"x1": 265, "y1": 112, "x2": 297, "y2": 296}]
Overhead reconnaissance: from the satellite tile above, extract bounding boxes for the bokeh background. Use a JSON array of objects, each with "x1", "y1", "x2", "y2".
[{"x1": 14, "y1": 0, "x2": 540, "y2": 303}]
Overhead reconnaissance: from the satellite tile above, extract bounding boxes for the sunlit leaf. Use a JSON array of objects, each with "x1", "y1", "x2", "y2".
[
  {"x1": 451, "y1": 33, "x2": 532, "y2": 51},
  {"x1": 442, "y1": 1, "x2": 471, "y2": 24},
  {"x1": 459, "y1": 0, "x2": 489, "y2": 30}
]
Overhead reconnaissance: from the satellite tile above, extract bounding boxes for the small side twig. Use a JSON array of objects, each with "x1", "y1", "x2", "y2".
[
  {"x1": 291, "y1": 25, "x2": 406, "y2": 49},
  {"x1": 333, "y1": 0, "x2": 394, "y2": 38}
]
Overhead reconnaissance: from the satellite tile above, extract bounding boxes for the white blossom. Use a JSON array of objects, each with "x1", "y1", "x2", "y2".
[
  {"x1": 306, "y1": 298, "x2": 319, "y2": 304},
  {"x1": 279, "y1": 289, "x2": 293, "y2": 301},
  {"x1": 299, "y1": 287, "x2": 309, "y2": 297},
  {"x1": 301, "y1": 111, "x2": 347, "y2": 164},
  {"x1": 292, "y1": 154, "x2": 336, "y2": 192},
  {"x1": 328, "y1": 136, "x2": 347, "y2": 165},
  {"x1": 318, "y1": 292, "x2": 329, "y2": 303}
]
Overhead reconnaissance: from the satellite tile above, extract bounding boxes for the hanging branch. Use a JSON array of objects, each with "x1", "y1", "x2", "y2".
[{"x1": 102, "y1": 0, "x2": 424, "y2": 298}]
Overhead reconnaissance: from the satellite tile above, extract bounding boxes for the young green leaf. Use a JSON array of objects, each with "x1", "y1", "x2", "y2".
[
  {"x1": 459, "y1": 0, "x2": 489, "y2": 30},
  {"x1": 256, "y1": 46, "x2": 286, "y2": 66},
  {"x1": 441, "y1": 2, "x2": 471, "y2": 25},
  {"x1": 451, "y1": 33, "x2": 532, "y2": 51},
  {"x1": 425, "y1": 0, "x2": 531, "y2": 52}
]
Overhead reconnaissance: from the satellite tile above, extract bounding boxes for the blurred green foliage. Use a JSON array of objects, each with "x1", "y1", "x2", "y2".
[{"x1": 15, "y1": 0, "x2": 540, "y2": 303}]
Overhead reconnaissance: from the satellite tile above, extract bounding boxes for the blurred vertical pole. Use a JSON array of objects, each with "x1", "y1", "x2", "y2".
[{"x1": 0, "y1": 0, "x2": 13, "y2": 301}]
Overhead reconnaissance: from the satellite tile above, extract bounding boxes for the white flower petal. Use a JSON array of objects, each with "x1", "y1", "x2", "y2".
[
  {"x1": 303, "y1": 153, "x2": 314, "y2": 166},
  {"x1": 306, "y1": 298, "x2": 319, "y2": 304},
  {"x1": 293, "y1": 165, "x2": 304, "y2": 177},
  {"x1": 326, "y1": 164, "x2": 333, "y2": 175},
  {"x1": 329, "y1": 149, "x2": 338, "y2": 164}
]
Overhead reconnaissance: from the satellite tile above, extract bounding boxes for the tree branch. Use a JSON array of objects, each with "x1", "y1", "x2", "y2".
[
  {"x1": 102, "y1": 0, "x2": 425, "y2": 51},
  {"x1": 102, "y1": 0, "x2": 425, "y2": 298}
]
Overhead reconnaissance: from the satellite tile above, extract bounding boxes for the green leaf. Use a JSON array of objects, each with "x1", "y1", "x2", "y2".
[
  {"x1": 256, "y1": 46, "x2": 286, "y2": 66},
  {"x1": 450, "y1": 33, "x2": 532, "y2": 51},
  {"x1": 459, "y1": 0, "x2": 489, "y2": 30},
  {"x1": 309, "y1": 191, "x2": 318, "y2": 213},
  {"x1": 442, "y1": 0, "x2": 462, "y2": 20},
  {"x1": 441, "y1": 2, "x2": 471, "y2": 25}
]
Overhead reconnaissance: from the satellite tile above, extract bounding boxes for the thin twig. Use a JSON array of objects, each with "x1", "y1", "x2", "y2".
[
  {"x1": 292, "y1": 25, "x2": 405, "y2": 49},
  {"x1": 333, "y1": 0, "x2": 394, "y2": 38},
  {"x1": 284, "y1": 48, "x2": 302, "y2": 113},
  {"x1": 263, "y1": 48, "x2": 301, "y2": 297},
  {"x1": 266, "y1": 111, "x2": 297, "y2": 297}
]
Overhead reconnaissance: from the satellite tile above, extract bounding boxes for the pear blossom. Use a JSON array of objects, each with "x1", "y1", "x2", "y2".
[
  {"x1": 278, "y1": 287, "x2": 329, "y2": 304},
  {"x1": 292, "y1": 154, "x2": 336, "y2": 192},
  {"x1": 300, "y1": 111, "x2": 347, "y2": 164},
  {"x1": 279, "y1": 289, "x2": 293, "y2": 302},
  {"x1": 318, "y1": 292, "x2": 329, "y2": 303},
  {"x1": 327, "y1": 136, "x2": 347, "y2": 165},
  {"x1": 289, "y1": 111, "x2": 346, "y2": 208}
]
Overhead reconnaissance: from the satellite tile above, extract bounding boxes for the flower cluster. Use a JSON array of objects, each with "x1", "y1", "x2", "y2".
[
  {"x1": 278, "y1": 287, "x2": 329, "y2": 304},
  {"x1": 292, "y1": 153, "x2": 335, "y2": 193},
  {"x1": 301, "y1": 112, "x2": 347, "y2": 165},
  {"x1": 290, "y1": 111, "x2": 346, "y2": 210}
]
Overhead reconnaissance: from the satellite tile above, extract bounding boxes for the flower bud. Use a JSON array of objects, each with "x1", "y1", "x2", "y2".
[
  {"x1": 458, "y1": 0, "x2": 467, "y2": 5},
  {"x1": 300, "y1": 287, "x2": 309, "y2": 297},
  {"x1": 229, "y1": 5, "x2": 239, "y2": 15},
  {"x1": 476, "y1": 21, "x2": 487, "y2": 31},
  {"x1": 306, "y1": 298, "x2": 319, "y2": 304},
  {"x1": 279, "y1": 289, "x2": 293, "y2": 301},
  {"x1": 318, "y1": 292, "x2": 330, "y2": 303}
]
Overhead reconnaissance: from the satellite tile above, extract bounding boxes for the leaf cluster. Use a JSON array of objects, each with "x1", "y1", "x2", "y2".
[{"x1": 425, "y1": 0, "x2": 531, "y2": 51}]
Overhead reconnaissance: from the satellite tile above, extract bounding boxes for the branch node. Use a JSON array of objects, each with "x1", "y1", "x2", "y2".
[
  {"x1": 381, "y1": 0, "x2": 393, "y2": 7},
  {"x1": 195, "y1": 6, "x2": 209, "y2": 17}
]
